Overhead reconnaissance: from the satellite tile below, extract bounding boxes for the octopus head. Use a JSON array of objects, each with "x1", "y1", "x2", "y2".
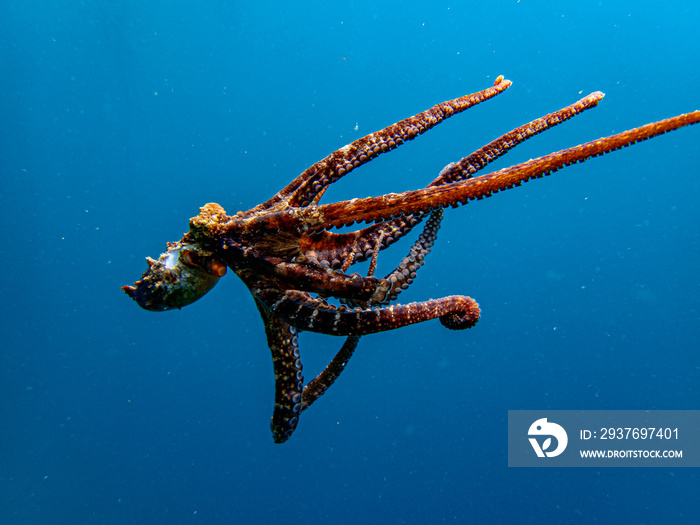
[{"x1": 122, "y1": 240, "x2": 227, "y2": 311}]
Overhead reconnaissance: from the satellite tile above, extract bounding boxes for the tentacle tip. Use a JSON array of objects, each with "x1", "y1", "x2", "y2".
[
  {"x1": 494, "y1": 75, "x2": 512, "y2": 88},
  {"x1": 271, "y1": 423, "x2": 296, "y2": 444},
  {"x1": 273, "y1": 434, "x2": 289, "y2": 444},
  {"x1": 439, "y1": 298, "x2": 481, "y2": 330}
]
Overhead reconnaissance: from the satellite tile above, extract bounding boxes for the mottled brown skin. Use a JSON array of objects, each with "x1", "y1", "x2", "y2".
[{"x1": 123, "y1": 76, "x2": 700, "y2": 443}]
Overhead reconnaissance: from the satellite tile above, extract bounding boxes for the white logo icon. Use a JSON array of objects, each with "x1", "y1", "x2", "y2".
[{"x1": 528, "y1": 418, "x2": 568, "y2": 457}]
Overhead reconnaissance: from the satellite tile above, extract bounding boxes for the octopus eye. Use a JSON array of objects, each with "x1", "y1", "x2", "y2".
[
  {"x1": 181, "y1": 249, "x2": 227, "y2": 277},
  {"x1": 208, "y1": 259, "x2": 227, "y2": 277},
  {"x1": 180, "y1": 249, "x2": 201, "y2": 269}
]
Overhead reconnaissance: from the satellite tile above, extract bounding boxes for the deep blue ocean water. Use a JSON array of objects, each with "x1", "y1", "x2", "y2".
[{"x1": 2, "y1": 1, "x2": 699, "y2": 523}]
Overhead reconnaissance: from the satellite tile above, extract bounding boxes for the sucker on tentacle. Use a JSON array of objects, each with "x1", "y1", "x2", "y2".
[{"x1": 123, "y1": 75, "x2": 699, "y2": 443}]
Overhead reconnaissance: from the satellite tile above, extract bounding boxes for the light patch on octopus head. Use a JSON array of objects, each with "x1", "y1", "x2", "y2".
[{"x1": 164, "y1": 248, "x2": 181, "y2": 269}]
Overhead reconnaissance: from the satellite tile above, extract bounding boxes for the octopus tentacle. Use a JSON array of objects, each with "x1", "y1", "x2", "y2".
[
  {"x1": 296, "y1": 91, "x2": 605, "y2": 266},
  {"x1": 257, "y1": 289, "x2": 480, "y2": 336},
  {"x1": 298, "y1": 214, "x2": 423, "y2": 268},
  {"x1": 382, "y1": 209, "x2": 443, "y2": 303},
  {"x1": 255, "y1": 303, "x2": 304, "y2": 444},
  {"x1": 430, "y1": 91, "x2": 605, "y2": 186},
  {"x1": 302, "y1": 110, "x2": 700, "y2": 230},
  {"x1": 298, "y1": 209, "x2": 444, "y2": 413},
  {"x1": 301, "y1": 336, "x2": 360, "y2": 412},
  {"x1": 256, "y1": 261, "x2": 382, "y2": 300},
  {"x1": 246, "y1": 77, "x2": 512, "y2": 215},
  {"x1": 258, "y1": 204, "x2": 445, "y2": 437}
]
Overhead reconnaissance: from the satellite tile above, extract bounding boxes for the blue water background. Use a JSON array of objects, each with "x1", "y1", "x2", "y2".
[{"x1": 2, "y1": 1, "x2": 699, "y2": 523}]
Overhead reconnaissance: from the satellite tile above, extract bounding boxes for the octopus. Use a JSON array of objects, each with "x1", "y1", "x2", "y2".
[{"x1": 123, "y1": 76, "x2": 699, "y2": 443}]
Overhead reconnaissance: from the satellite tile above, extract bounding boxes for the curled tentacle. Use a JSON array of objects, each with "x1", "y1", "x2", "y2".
[{"x1": 256, "y1": 289, "x2": 480, "y2": 336}]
